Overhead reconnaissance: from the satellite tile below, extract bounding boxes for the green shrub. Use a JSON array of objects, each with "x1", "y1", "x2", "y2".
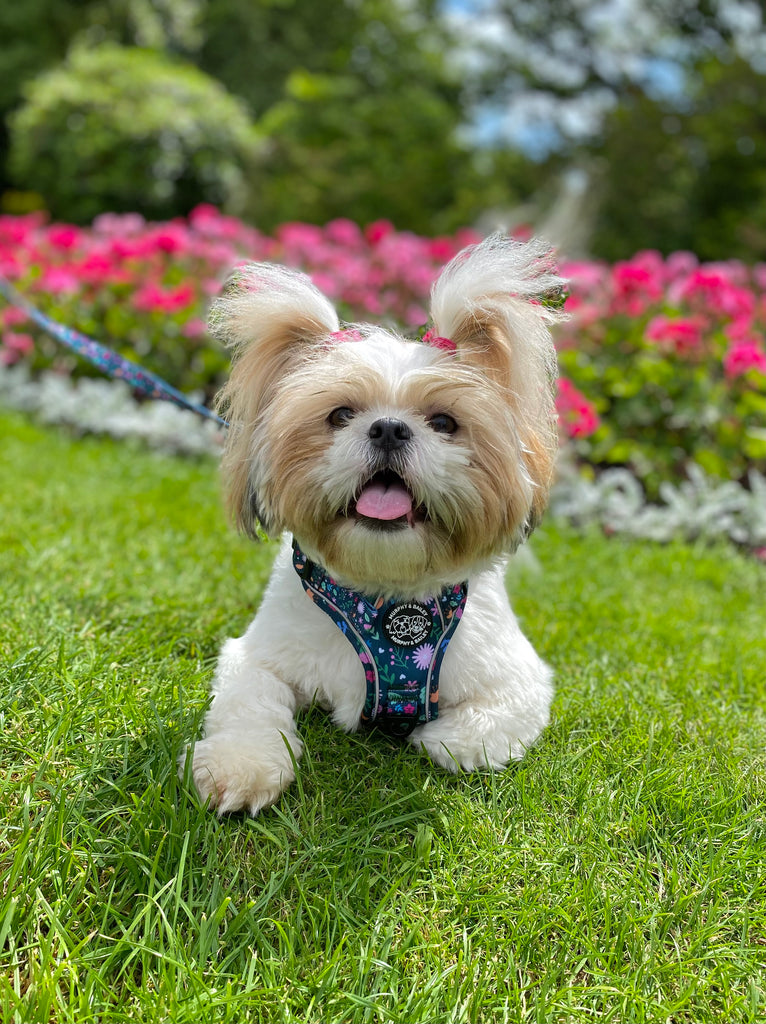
[{"x1": 8, "y1": 44, "x2": 261, "y2": 223}]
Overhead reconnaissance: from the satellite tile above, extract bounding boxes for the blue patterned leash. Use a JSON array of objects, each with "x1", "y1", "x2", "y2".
[{"x1": 0, "y1": 274, "x2": 227, "y2": 427}]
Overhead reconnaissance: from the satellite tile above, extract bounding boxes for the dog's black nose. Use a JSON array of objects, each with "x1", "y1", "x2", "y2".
[{"x1": 368, "y1": 417, "x2": 412, "y2": 451}]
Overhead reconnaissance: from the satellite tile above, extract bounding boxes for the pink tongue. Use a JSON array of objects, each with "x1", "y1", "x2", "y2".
[{"x1": 356, "y1": 480, "x2": 413, "y2": 521}]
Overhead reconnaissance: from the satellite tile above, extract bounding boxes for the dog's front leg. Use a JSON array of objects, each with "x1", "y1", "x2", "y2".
[{"x1": 181, "y1": 636, "x2": 303, "y2": 816}]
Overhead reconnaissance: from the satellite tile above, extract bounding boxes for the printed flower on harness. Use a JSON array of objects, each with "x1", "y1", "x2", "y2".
[{"x1": 412, "y1": 643, "x2": 435, "y2": 671}]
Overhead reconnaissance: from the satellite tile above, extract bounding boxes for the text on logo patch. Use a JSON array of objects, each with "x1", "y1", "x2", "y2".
[{"x1": 381, "y1": 602, "x2": 433, "y2": 647}]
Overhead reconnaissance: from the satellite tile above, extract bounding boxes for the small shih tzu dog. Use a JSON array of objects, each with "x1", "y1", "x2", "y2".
[{"x1": 184, "y1": 233, "x2": 564, "y2": 815}]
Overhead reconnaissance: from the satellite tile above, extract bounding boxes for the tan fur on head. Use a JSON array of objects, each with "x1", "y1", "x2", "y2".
[
  {"x1": 209, "y1": 263, "x2": 339, "y2": 535},
  {"x1": 429, "y1": 232, "x2": 565, "y2": 525}
]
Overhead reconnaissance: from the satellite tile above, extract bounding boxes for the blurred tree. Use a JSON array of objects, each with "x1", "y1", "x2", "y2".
[
  {"x1": 454, "y1": 0, "x2": 766, "y2": 150},
  {"x1": 0, "y1": 2, "x2": 87, "y2": 197},
  {"x1": 193, "y1": 0, "x2": 493, "y2": 231},
  {"x1": 9, "y1": 45, "x2": 261, "y2": 223},
  {"x1": 586, "y1": 56, "x2": 766, "y2": 260},
  {"x1": 448, "y1": 0, "x2": 766, "y2": 257},
  {"x1": 0, "y1": 1, "x2": 207, "y2": 201},
  {"x1": 0, "y1": 3, "x2": 85, "y2": 114},
  {"x1": 195, "y1": 0, "x2": 388, "y2": 115}
]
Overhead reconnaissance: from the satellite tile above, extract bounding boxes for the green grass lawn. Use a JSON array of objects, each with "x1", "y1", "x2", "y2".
[{"x1": 1, "y1": 408, "x2": 765, "y2": 1023}]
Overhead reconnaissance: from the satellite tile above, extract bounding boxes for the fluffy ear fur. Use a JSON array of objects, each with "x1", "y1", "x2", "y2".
[
  {"x1": 429, "y1": 233, "x2": 566, "y2": 530},
  {"x1": 210, "y1": 263, "x2": 340, "y2": 536}
]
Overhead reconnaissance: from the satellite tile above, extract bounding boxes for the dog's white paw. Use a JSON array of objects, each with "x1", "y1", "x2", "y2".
[
  {"x1": 181, "y1": 730, "x2": 302, "y2": 816},
  {"x1": 410, "y1": 705, "x2": 544, "y2": 771}
]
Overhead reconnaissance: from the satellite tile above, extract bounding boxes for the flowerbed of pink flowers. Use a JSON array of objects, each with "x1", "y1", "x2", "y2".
[{"x1": 1, "y1": 206, "x2": 765, "y2": 494}]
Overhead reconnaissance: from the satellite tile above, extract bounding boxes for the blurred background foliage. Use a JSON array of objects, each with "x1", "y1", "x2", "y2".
[
  {"x1": 587, "y1": 55, "x2": 766, "y2": 261},
  {"x1": 9, "y1": 44, "x2": 260, "y2": 224},
  {"x1": 0, "y1": 0, "x2": 764, "y2": 259}
]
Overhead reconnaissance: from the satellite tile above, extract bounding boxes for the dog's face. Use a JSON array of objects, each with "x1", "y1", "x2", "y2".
[
  {"x1": 210, "y1": 235, "x2": 564, "y2": 597},
  {"x1": 243, "y1": 331, "x2": 542, "y2": 595}
]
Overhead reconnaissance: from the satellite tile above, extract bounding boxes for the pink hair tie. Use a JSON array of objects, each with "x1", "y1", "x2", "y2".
[
  {"x1": 327, "y1": 329, "x2": 363, "y2": 344},
  {"x1": 422, "y1": 328, "x2": 456, "y2": 353}
]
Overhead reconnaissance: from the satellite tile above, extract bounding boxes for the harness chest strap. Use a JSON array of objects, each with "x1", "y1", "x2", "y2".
[{"x1": 292, "y1": 541, "x2": 468, "y2": 736}]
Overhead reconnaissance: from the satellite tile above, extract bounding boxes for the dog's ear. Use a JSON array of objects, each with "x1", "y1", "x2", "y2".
[
  {"x1": 211, "y1": 262, "x2": 340, "y2": 420},
  {"x1": 429, "y1": 233, "x2": 566, "y2": 529},
  {"x1": 210, "y1": 263, "x2": 340, "y2": 537}
]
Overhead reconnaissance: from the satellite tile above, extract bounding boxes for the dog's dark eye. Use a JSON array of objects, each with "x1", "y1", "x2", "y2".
[
  {"x1": 428, "y1": 413, "x2": 458, "y2": 435},
  {"x1": 328, "y1": 407, "x2": 355, "y2": 428}
]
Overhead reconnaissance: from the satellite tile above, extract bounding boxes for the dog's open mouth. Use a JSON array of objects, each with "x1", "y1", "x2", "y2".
[{"x1": 345, "y1": 471, "x2": 426, "y2": 530}]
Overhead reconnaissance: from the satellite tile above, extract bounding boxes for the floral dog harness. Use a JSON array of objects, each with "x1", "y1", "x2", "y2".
[{"x1": 292, "y1": 541, "x2": 468, "y2": 737}]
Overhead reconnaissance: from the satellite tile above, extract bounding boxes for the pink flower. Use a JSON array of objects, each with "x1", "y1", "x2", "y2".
[
  {"x1": 645, "y1": 315, "x2": 706, "y2": 356},
  {"x1": 187, "y1": 206, "x2": 261, "y2": 245},
  {"x1": 723, "y1": 340, "x2": 766, "y2": 378},
  {"x1": 77, "y1": 251, "x2": 127, "y2": 286},
  {"x1": 664, "y1": 251, "x2": 698, "y2": 281},
  {"x1": 93, "y1": 212, "x2": 146, "y2": 236},
  {"x1": 151, "y1": 229, "x2": 186, "y2": 255},
  {"x1": 403, "y1": 304, "x2": 428, "y2": 327},
  {"x1": 132, "y1": 282, "x2": 196, "y2": 314},
  {"x1": 276, "y1": 222, "x2": 325, "y2": 254},
  {"x1": 324, "y1": 219, "x2": 364, "y2": 247},
  {"x1": 310, "y1": 271, "x2": 340, "y2": 298},
  {"x1": 556, "y1": 378, "x2": 600, "y2": 439},
  {"x1": 610, "y1": 257, "x2": 664, "y2": 316},
  {"x1": 356, "y1": 290, "x2": 382, "y2": 316},
  {"x1": 563, "y1": 293, "x2": 603, "y2": 327},
  {"x1": 47, "y1": 224, "x2": 82, "y2": 250},
  {"x1": 38, "y1": 266, "x2": 81, "y2": 296},
  {"x1": 1, "y1": 306, "x2": 28, "y2": 327},
  {"x1": 0, "y1": 253, "x2": 23, "y2": 278},
  {"x1": 365, "y1": 220, "x2": 395, "y2": 245},
  {"x1": 181, "y1": 318, "x2": 207, "y2": 339},
  {"x1": 675, "y1": 268, "x2": 755, "y2": 321},
  {"x1": 1, "y1": 330, "x2": 34, "y2": 365},
  {"x1": 203, "y1": 277, "x2": 226, "y2": 296},
  {"x1": 188, "y1": 203, "x2": 219, "y2": 226},
  {"x1": 428, "y1": 237, "x2": 458, "y2": 263},
  {"x1": 725, "y1": 316, "x2": 757, "y2": 343},
  {"x1": 0, "y1": 212, "x2": 45, "y2": 246},
  {"x1": 560, "y1": 260, "x2": 608, "y2": 294},
  {"x1": 454, "y1": 228, "x2": 482, "y2": 249}
]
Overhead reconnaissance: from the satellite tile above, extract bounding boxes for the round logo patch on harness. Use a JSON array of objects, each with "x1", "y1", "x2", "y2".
[{"x1": 381, "y1": 602, "x2": 433, "y2": 648}]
